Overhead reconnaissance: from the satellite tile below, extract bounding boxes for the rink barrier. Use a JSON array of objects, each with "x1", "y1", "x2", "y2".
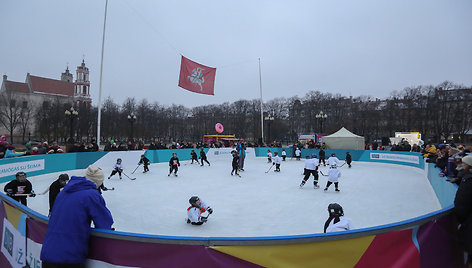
[{"x1": 0, "y1": 149, "x2": 463, "y2": 267}]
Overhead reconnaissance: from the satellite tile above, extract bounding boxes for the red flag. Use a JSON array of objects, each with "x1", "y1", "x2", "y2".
[{"x1": 178, "y1": 56, "x2": 216, "y2": 95}]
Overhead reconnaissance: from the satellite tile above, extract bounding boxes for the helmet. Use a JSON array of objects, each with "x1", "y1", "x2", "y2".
[
  {"x1": 16, "y1": 172, "x2": 27, "y2": 181},
  {"x1": 311, "y1": 153, "x2": 317, "y2": 158},
  {"x1": 58, "y1": 174, "x2": 69, "y2": 181},
  {"x1": 274, "y1": 152, "x2": 278, "y2": 156},
  {"x1": 117, "y1": 158, "x2": 122, "y2": 162},
  {"x1": 189, "y1": 196, "x2": 200, "y2": 207},
  {"x1": 330, "y1": 163, "x2": 337, "y2": 168},
  {"x1": 331, "y1": 153, "x2": 335, "y2": 156},
  {"x1": 328, "y1": 203, "x2": 344, "y2": 217}
]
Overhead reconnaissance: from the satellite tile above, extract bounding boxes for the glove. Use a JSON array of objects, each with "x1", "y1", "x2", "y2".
[
  {"x1": 29, "y1": 191, "x2": 36, "y2": 197},
  {"x1": 273, "y1": 162, "x2": 275, "y2": 165},
  {"x1": 201, "y1": 216, "x2": 208, "y2": 223},
  {"x1": 6, "y1": 189, "x2": 14, "y2": 197},
  {"x1": 207, "y1": 208, "x2": 213, "y2": 214}
]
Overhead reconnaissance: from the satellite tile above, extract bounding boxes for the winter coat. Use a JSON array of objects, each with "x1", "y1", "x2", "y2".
[
  {"x1": 40, "y1": 176, "x2": 113, "y2": 264},
  {"x1": 4, "y1": 149, "x2": 25, "y2": 158},
  {"x1": 454, "y1": 171, "x2": 472, "y2": 252}
]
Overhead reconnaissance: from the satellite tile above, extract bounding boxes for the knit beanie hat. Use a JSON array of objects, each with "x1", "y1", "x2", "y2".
[
  {"x1": 85, "y1": 165, "x2": 104, "y2": 188},
  {"x1": 462, "y1": 155, "x2": 472, "y2": 167}
]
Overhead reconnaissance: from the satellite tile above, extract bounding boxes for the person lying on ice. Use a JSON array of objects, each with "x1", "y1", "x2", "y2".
[{"x1": 187, "y1": 196, "x2": 213, "y2": 225}]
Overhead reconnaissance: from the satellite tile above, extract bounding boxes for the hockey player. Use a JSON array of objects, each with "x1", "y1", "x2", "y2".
[
  {"x1": 295, "y1": 148, "x2": 301, "y2": 160},
  {"x1": 48, "y1": 174, "x2": 69, "y2": 215},
  {"x1": 327, "y1": 153, "x2": 340, "y2": 167},
  {"x1": 187, "y1": 196, "x2": 213, "y2": 225},
  {"x1": 4, "y1": 172, "x2": 35, "y2": 206},
  {"x1": 190, "y1": 150, "x2": 199, "y2": 164},
  {"x1": 346, "y1": 152, "x2": 352, "y2": 168},
  {"x1": 231, "y1": 150, "x2": 240, "y2": 177},
  {"x1": 324, "y1": 203, "x2": 355, "y2": 233},
  {"x1": 299, "y1": 153, "x2": 320, "y2": 189},
  {"x1": 281, "y1": 149, "x2": 287, "y2": 161},
  {"x1": 108, "y1": 158, "x2": 123, "y2": 180},
  {"x1": 319, "y1": 148, "x2": 326, "y2": 166},
  {"x1": 273, "y1": 152, "x2": 281, "y2": 172},
  {"x1": 168, "y1": 152, "x2": 181, "y2": 176},
  {"x1": 323, "y1": 163, "x2": 341, "y2": 192},
  {"x1": 200, "y1": 148, "x2": 210, "y2": 166},
  {"x1": 267, "y1": 149, "x2": 273, "y2": 163},
  {"x1": 138, "y1": 154, "x2": 150, "y2": 173}
]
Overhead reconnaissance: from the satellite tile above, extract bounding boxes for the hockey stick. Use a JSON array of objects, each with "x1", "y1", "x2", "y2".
[
  {"x1": 320, "y1": 171, "x2": 328, "y2": 176},
  {"x1": 265, "y1": 164, "x2": 275, "y2": 173},
  {"x1": 339, "y1": 162, "x2": 346, "y2": 167},
  {"x1": 131, "y1": 164, "x2": 140, "y2": 174},
  {"x1": 122, "y1": 172, "x2": 136, "y2": 180}
]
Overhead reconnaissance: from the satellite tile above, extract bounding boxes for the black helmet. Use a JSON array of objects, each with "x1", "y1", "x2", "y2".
[
  {"x1": 117, "y1": 158, "x2": 122, "y2": 162},
  {"x1": 16, "y1": 171, "x2": 26, "y2": 178},
  {"x1": 58, "y1": 174, "x2": 69, "y2": 181},
  {"x1": 189, "y1": 196, "x2": 200, "y2": 207},
  {"x1": 328, "y1": 203, "x2": 344, "y2": 217}
]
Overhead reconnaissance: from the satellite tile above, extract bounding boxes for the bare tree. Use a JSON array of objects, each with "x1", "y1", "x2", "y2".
[{"x1": 0, "y1": 90, "x2": 23, "y2": 143}]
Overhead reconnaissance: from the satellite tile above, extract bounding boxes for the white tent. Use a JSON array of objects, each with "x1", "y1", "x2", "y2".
[{"x1": 322, "y1": 127, "x2": 365, "y2": 150}]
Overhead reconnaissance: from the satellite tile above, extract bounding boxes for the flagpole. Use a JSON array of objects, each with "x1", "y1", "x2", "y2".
[
  {"x1": 259, "y1": 58, "x2": 264, "y2": 146},
  {"x1": 97, "y1": 0, "x2": 108, "y2": 148}
]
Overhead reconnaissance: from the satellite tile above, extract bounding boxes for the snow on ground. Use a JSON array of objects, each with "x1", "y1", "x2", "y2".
[{"x1": 4, "y1": 158, "x2": 441, "y2": 237}]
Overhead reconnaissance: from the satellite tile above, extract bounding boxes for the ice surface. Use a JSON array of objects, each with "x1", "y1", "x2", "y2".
[{"x1": 3, "y1": 158, "x2": 441, "y2": 237}]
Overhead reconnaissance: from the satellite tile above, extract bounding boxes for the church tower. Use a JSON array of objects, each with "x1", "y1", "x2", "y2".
[
  {"x1": 61, "y1": 66, "x2": 73, "y2": 82},
  {"x1": 74, "y1": 59, "x2": 91, "y2": 107}
]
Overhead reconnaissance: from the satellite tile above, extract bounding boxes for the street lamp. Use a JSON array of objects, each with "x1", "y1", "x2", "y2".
[
  {"x1": 65, "y1": 107, "x2": 79, "y2": 142},
  {"x1": 127, "y1": 112, "x2": 137, "y2": 142},
  {"x1": 264, "y1": 113, "x2": 275, "y2": 145},
  {"x1": 315, "y1": 111, "x2": 328, "y2": 133}
]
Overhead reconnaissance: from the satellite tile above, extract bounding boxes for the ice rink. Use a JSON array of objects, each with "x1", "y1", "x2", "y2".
[{"x1": 4, "y1": 157, "x2": 441, "y2": 237}]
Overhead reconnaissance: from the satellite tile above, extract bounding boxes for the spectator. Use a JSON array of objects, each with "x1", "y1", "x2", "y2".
[
  {"x1": 453, "y1": 155, "x2": 472, "y2": 267},
  {"x1": 40, "y1": 165, "x2": 114, "y2": 267},
  {"x1": 48, "y1": 142, "x2": 63, "y2": 154},
  {"x1": 4, "y1": 145, "x2": 25, "y2": 158},
  {"x1": 37, "y1": 142, "x2": 48, "y2": 154},
  {"x1": 91, "y1": 138, "x2": 99, "y2": 152},
  {"x1": 31, "y1": 147, "x2": 40, "y2": 155}
]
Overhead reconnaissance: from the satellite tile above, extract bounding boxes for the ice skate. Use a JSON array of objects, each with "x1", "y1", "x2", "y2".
[
  {"x1": 299, "y1": 182, "x2": 305, "y2": 188},
  {"x1": 335, "y1": 189, "x2": 340, "y2": 192},
  {"x1": 107, "y1": 176, "x2": 111, "y2": 180},
  {"x1": 168, "y1": 173, "x2": 171, "y2": 176},
  {"x1": 174, "y1": 173, "x2": 178, "y2": 177},
  {"x1": 119, "y1": 176, "x2": 122, "y2": 180},
  {"x1": 314, "y1": 184, "x2": 320, "y2": 189},
  {"x1": 231, "y1": 172, "x2": 234, "y2": 176},
  {"x1": 324, "y1": 188, "x2": 328, "y2": 192}
]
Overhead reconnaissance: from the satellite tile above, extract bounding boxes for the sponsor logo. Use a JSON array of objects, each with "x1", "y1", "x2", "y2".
[
  {"x1": 0, "y1": 160, "x2": 45, "y2": 177},
  {"x1": 370, "y1": 153, "x2": 419, "y2": 164}
]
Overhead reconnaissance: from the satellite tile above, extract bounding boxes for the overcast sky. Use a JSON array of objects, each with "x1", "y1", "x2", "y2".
[{"x1": 1, "y1": 0, "x2": 471, "y2": 108}]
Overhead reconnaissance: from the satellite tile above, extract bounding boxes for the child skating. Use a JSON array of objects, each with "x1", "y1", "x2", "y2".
[
  {"x1": 200, "y1": 148, "x2": 210, "y2": 166},
  {"x1": 168, "y1": 152, "x2": 180, "y2": 176},
  {"x1": 323, "y1": 163, "x2": 341, "y2": 192},
  {"x1": 273, "y1": 152, "x2": 281, "y2": 172},
  {"x1": 190, "y1": 150, "x2": 199, "y2": 164},
  {"x1": 281, "y1": 149, "x2": 287, "y2": 161},
  {"x1": 231, "y1": 150, "x2": 241, "y2": 177},
  {"x1": 299, "y1": 153, "x2": 320, "y2": 188},
  {"x1": 138, "y1": 154, "x2": 150, "y2": 173},
  {"x1": 267, "y1": 149, "x2": 273, "y2": 163},
  {"x1": 346, "y1": 152, "x2": 352, "y2": 168},
  {"x1": 108, "y1": 158, "x2": 123, "y2": 180}
]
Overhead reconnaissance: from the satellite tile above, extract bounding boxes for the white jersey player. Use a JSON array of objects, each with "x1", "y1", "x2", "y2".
[
  {"x1": 273, "y1": 152, "x2": 281, "y2": 172},
  {"x1": 295, "y1": 148, "x2": 301, "y2": 160},
  {"x1": 323, "y1": 164, "x2": 341, "y2": 192},
  {"x1": 187, "y1": 196, "x2": 213, "y2": 225},
  {"x1": 267, "y1": 150, "x2": 273, "y2": 163},
  {"x1": 299, "y1": 153, "x2": 320, "y2": 189},
  {"x1": 324, "y1": 203, "x2": 355, "y2": 233},
  {"x1": 327, "y1": 153, "x2": 340, "y2": 167}
]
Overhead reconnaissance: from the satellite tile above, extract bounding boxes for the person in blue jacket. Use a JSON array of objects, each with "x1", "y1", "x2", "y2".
[{"x1": 40, "y1": 165, "x2": 114, "y2": 267}]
